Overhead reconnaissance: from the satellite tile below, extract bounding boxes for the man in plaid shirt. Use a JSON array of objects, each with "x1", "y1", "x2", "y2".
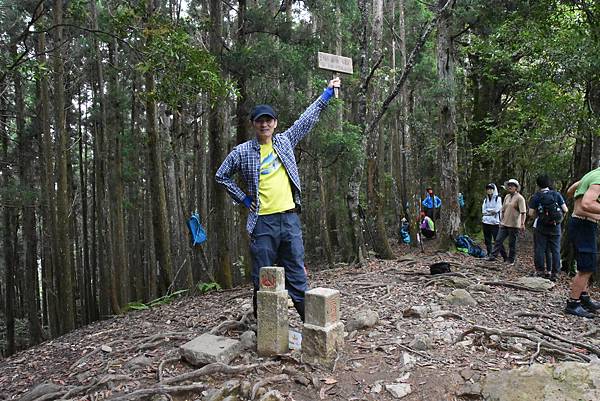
[{"x1": 216, "y1": 77, "x2": 341, "y2": 321}]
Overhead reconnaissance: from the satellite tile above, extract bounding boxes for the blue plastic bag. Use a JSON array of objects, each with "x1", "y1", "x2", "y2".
[{"x1": 186, "y1": 212, "x2": 207, "y2": 246}]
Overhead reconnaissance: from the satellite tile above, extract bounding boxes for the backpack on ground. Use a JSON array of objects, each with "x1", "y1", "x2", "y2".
[
  {"x1": 186, "y1": 212, "x2": 207, "y2": 246},
  {"x1": 430, "y1": 262, "x2": 451, "y2": 275},
  {"x1": 537, "y1": 191, "x2": 563, "y2": 226},
  {"x1": 455, "y1": 235, "x2": 486, "y2": 258}
]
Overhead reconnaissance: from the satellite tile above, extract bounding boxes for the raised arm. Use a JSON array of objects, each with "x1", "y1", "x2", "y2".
[{"x1": 282, "y1": 77, "x2": 340, "y2": 147}]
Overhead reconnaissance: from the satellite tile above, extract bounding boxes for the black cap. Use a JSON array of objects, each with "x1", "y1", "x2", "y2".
[
  {"x1": 250, "y1": 104, "x2": 277, "y2": 121},
  {"x1": 486, "y1": 183, "x2": 495, "y2": 189}
]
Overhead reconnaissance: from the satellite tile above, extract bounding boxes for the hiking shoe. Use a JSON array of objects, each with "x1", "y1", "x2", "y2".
[
  {"x1": 549, "y1": 275, "x2": 557, "y2": 282},
  {"x1": 565, "y1": 301, "x2": 595, "y2": 318},
  {"x1": 486, "y1": 256, "x2": 496, "y2": 262},
  {"x1": 580, "y1": 295, "x2": 600, "y2": 312}
]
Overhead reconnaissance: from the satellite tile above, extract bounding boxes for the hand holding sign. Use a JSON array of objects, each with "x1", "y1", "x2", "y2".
[
  {"x1": 328, "y1": 76, "x2": 342, "y2": 98},
  {"x1": 318, "y1": 52, "x2": 353, "y2": 98}
]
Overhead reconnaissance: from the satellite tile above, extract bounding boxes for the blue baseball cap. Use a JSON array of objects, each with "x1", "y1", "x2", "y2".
[{"x1": 250, "y1": 104, "x2": 277, "y2": 121}]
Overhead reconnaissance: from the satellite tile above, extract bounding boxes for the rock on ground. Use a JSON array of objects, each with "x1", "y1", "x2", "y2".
[
  {"x1": 386, "y1": 383, "x2": 412, "y2": 399},
  {"x1": 345, "y1": 308, "x2": 379, "y2": 332},
  {"x1": 445, "y1": 289, "x2": 477, "y2": 306},
  {"x1": 481, "y1": 362, "x2": 600, "y2": 401}
]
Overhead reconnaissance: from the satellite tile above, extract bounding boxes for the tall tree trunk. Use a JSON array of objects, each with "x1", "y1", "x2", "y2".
[
  {"x1": 77, "y1": 84, "x2": 93, "y2": 325},
  {"x1": 107, "y1": 39, "x2": 129, "y2": 306},
  {"x1": 436, "y1": 0, "x2": 460, "y2": 248},
  {"x1": 234, "y1": 0, "x2": 252, "y2": 282},
  {"x1": 90, "y1": 0, "x2": 119, "y2": 316},
  {"x1": 208, "y1": 0, "x2": 232, "y2": 288},
  {"x1": 35, "y1": 5, "x2": 59, "y2": 335},
  {"x1": 14, "y1": 43, "x2": 43, "y2": 344},
  {"x1": 346, "y1": 0, "x2": 370, "y2": 265},
  {"x1": 3, "y1": 212, "x2": 17, "y2": 356},
  {"x1": 145, "y1": 0, "x2": 174, "y2": 292},
  {"x1": 365, "y1": 0, "x2": 394, "y2": 259},
  {"x1": 53, "y1": 0, "x2": 75, "y2": 333},
  {"x1": 1, "y1": 80, "x2": 16, "y2": 355}
]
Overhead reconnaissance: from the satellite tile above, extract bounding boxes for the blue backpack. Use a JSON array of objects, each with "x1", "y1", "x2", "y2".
[
  {"x1": 186, "y1": 212, "x2": 207, "y2": 246},
  {"x1": 455, "y1": 235, "x2": 486, "y2": 258}
]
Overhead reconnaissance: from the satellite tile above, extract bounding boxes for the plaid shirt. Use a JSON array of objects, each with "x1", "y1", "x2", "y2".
[{"x1": 216, "y1": 92, "x2": 330, "y2": 234}]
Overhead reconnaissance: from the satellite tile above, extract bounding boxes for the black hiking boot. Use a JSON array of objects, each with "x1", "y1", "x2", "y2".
[
  {"x1": 565, "y1": 300, "x2": 595, "y2": 318},
  {"x1": 580, "y1": 294, "x2": 600, "y2": 313},
  {"x1": 293, "y1": 300, "x2": 305, "y2": 322}
]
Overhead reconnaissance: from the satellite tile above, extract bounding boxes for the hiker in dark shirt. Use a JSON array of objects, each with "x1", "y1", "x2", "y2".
[{"x1": 528, "y1": 175, "x2": 568, "y2": 281}]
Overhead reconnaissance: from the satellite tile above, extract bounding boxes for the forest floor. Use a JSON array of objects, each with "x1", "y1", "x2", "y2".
[{"x1": 2, "y1": 232, "x2": 600, "y2": 401}]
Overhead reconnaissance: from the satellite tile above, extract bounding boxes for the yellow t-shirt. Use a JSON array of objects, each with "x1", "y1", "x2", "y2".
[{"x1": 258, "y1": 142, "x2": 295, "y2": 215}]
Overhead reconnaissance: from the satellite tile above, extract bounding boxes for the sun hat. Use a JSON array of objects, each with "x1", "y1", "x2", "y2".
[{"x1": 504, "y1": 179, "x2": 520, "y2": 190}]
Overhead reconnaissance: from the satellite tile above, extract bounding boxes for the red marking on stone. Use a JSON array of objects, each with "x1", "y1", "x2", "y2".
[{"x1": 261, "y1": 273, "x2": 276, "y2": 288}]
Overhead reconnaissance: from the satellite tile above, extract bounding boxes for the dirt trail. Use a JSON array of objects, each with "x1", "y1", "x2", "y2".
[{"x1": 1, "y1": 238, "x2": 598, "y2": 401}]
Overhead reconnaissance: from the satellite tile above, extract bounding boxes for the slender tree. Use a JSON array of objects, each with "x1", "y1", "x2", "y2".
[
  {"x1": 436, "y1": 0, "x2": 460, "y2": 247},
  {"x1": 52, "y1": 0, "x2": 75, "y2": 333}
]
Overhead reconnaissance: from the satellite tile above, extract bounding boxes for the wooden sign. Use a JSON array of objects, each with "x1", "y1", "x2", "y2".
[{"x1": 317, "y1": 52, "x2": 353, "y2": 75}]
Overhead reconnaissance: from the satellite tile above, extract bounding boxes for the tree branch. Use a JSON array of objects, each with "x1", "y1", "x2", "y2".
[{"x1": 365, "y1": 0, "x2": 456, "y2": 137}]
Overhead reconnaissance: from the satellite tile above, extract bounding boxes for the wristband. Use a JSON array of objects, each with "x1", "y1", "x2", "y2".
[
  {"x1": 242, "y1": 196, "x2": 253, "y2": 209},
  {"x1": 321, "y1": 87, "x2": 335, "y2": 102}
]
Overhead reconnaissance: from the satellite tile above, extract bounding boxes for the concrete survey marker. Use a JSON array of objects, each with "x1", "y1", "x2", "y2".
[
  {"x1": 302, "y1": 287, "x2": 344, "y2": 368},
  {"x1": 180, "y1": 333, "x2": 241, "y2": 366},
  {"x1": 257, "y1": 266, "x2": 289, "y2": 356},
  {"x1": 305, "y1": 287, "x2": 340, "y2": 327}
]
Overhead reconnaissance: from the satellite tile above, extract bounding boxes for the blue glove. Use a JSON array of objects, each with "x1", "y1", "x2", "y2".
[
  {"x1": 242, "y1": 196, "x2": 253, "y2": 209},
  {"x1": 321, "y1": 87, "x2": 335, "y2": 102}
]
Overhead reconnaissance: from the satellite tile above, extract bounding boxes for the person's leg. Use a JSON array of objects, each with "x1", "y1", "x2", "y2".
[
  {"x1": 507, "y1": 227, "x2": 518, "y2": 263},
  {"x1": 250, "y1": 215, "x2": 280, "y2": 317},
  {"x1": 570, "y1": 272, "x2": 593, "y2": 299},
  {"x1": 533, "y1": 231, "x2": 548, "y2": 275},
  {"x1": 483, "y1": 224, "x2": 493, "y2": 255},
  {"x1": 425, "y1": 207, "x2": 434, "y2": 219},
  {"x1": 491, "y1": 224, "x2": 506, "y2": 260},
  {"x1": 566, "y1": 217, "x2": 597, "y2": 317},
  {"x1": 278, "y1": 213, "x2": 308, "y2": 321},
  {"x1": 489, "y1": 226, "x2": 508, "y2": 260},
  {"x1": 548, "y1": 234, "x2": 561, "y2": 279}
]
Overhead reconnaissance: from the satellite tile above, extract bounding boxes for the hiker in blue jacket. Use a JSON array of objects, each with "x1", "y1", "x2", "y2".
[
  {"x1": 481, "y1": 183, "x2": 504, "y2": 257},
  {"x1": 422, "y1": 187, "x2": 442, "y2": 220},
  {"x1": 216, "y1": 77, "x2": 341, "y2": 322}
]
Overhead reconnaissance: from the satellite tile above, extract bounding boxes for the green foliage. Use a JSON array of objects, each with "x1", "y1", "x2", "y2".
[
  {"x1": 196, "y1": 282, "x2": 222, "y2": 293},
  {"x1": 124, "y1": 289, "x2": 189, "y2": 311},
  {"x1": 138, "y1": 19, "x2": 229, "y2": 107}
]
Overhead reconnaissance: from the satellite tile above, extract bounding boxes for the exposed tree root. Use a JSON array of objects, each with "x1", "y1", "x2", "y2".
[
  {"x1": 131, "y1": 332, "x2": 193, "y2": 352},
  {"x1": 106, "y1": 383, "x2": 208, "y2": 401},
  {"x1": 482, "y1": 281, "x2": 545, "y2": 292},
  {"x1": 158, "y1": 356, "x2": 182, "y2": 382},
  {"x1": 162, "y1": 361, "x2": 279, "y2": 385},
  {"x1": 210, "y1": 320, "x2": 247, "y2": 335},
  {"x1": 251, "y1": 374, "x2": 289, "y2": 400},
  {"x1": 69, "y1": 340, "x2": 127, "y2": 370},
  {"x1": 518, "y1": 324, "x2": 600, "y2": 357},
  {"x1": 457, "y1": 325, "x2": 590, "y2": 362}
]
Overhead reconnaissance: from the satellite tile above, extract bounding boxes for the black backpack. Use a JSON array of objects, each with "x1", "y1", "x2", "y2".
[{"x1": 537, "y1": 191, "x2": 563, "y2": 226}]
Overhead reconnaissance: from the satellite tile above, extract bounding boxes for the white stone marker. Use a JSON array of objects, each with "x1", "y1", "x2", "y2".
[
  {"x1": 302, "y1": 287, "x2": 344, "y2": 368},
  {"x1": 257, "y1": 266, "x2": 289, "y2": 356}
]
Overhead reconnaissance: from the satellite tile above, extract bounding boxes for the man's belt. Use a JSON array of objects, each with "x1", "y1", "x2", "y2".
[{"x1": 572, "y1": 214, "x2": 600, "y2": 224}]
